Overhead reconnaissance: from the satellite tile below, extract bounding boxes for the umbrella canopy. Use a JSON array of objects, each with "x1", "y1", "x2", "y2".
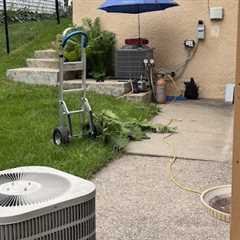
[
  {"x1": 100, "y1": 0, "x2": 178, "y2": 14},
  {"x1": 99, "y1": 0, "x2": 178, "y2": 40}
]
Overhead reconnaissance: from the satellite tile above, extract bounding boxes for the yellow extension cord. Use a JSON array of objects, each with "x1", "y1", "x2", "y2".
[
  {"x1": 164, "y1": 132, "x2": 202, "y2": 195},
  {"x1": 165, "y1": 133, "x2": 230, "y2": 223}
]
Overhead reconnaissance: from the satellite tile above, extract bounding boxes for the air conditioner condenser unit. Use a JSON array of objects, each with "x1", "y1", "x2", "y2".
[
  {"x1": 0, "y1": 166, "x2": 96, "y2": 240},
  {"x1": 115, "y1": 47, "x2": 154, "y2": 79}
]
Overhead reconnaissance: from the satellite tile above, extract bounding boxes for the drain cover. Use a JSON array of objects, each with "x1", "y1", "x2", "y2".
[
  {"x1": 201, "y1": 185, "x2": 231, "y2": 223},
  {"x1": 209, "y1": 194, "x2": 231, "y2": 214}
]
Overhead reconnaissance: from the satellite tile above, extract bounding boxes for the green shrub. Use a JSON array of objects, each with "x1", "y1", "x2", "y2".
[{"x1": 57, "y1": 17, "x2": 116, "y2": 81}]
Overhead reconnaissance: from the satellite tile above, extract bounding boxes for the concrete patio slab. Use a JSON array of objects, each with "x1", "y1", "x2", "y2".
[
  {"x1": 94, "y1": 155, "x2": 231, "y2": 240},
  {"x1": 126, "y1": 100, "x2": 233, "y2": 162},
  {"x1": 124, "y1": 91, "x2": 152, "y2": 103}
]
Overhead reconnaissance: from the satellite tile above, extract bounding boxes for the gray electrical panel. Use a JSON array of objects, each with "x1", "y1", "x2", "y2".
[
  {"x1": 210, "y1": 7, "x2": 224, "y2": 20},
  {"x1": 115, "y1": 47, "x2": 153, "y2": 79}
]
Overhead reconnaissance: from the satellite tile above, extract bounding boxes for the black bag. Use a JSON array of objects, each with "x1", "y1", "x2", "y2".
[{"x1": 184, "y1": 78, "x2": 199, "y2": 99}]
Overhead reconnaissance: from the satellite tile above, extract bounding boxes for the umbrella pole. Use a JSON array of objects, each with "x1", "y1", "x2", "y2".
[{"x1": 138, "y1": 13, "x2": 141, "y2": 41}]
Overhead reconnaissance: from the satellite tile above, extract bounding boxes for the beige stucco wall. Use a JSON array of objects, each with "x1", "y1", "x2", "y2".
[{"x1": 73, "y1": 0, "x2": 238, "y2": 99}]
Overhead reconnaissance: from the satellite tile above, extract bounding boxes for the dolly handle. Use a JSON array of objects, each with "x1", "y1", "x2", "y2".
[{"x1": 62, "y1": 31, "x2": 88, "y2": 48}]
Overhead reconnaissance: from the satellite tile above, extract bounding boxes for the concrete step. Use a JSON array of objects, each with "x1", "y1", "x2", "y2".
[
  {"x1": 26, "y1": 58, "x2": 59, "y2": 69},
  {"x1": 63, "y1": 88, "x2": 84, "y2": 93},
  {"x1": 64, "y1": 80, "x2": 131, "y2": 97},
  {"x1": 34, "y1": 49, "x2": 57, "y2": 59},
  {"x1": 7, "y1": 68, "x2": 59, "y2": 86},
  {"x1": 64, "y1": 80, "x2": 82, "y2": 89},
  {"x1": 6, "y1": 68, "x2": 131, "y2": 97},
  {"x1": 86, "y1": 80, "x2": 131, "y2": 97},
  {"x1": 124, "y1": 91, "x2": 152, "y2": 103}
]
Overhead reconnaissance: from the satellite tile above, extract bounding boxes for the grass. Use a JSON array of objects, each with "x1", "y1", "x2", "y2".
[{"x1": 0, "y1": 19, "x2": 159, "y2": 178}]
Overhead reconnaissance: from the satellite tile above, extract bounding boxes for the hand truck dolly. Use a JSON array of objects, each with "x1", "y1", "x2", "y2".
[{"x1": 53, "y1": 31, "x2": 96, "y2": 145}]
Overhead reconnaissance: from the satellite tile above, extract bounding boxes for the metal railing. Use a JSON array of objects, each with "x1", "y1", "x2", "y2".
[{"x1": 1, "y1": 0, "x2": 63, "y2": 54}]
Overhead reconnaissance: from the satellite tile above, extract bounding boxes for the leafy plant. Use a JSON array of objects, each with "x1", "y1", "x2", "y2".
[
  {"x1": 94, "y1": 110, "x2": 176, "y2": 151},
  {"x1": 82, "y1": 18, "x2": 116, "y2": 80},
  {"x1": 57, "y1": 17, "x2": 116, "y2": 80}
]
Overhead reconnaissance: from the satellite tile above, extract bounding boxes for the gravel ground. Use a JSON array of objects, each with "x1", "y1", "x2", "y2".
[{"x1": 94, "y1": 155, "x2": 231, "y2": 240}]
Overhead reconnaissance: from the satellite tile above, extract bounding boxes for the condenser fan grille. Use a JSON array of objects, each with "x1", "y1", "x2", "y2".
[
  {"x1": 0, "y1": 172, "x2": 70, "y2": 207},
  {"x1": 0, "y1": 198, "x2": 96, "y2": 240}
]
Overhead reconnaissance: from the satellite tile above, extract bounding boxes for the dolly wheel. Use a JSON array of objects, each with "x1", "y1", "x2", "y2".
[{"x1": 53, "y1": 127, "x2": 70, "y2": 145}]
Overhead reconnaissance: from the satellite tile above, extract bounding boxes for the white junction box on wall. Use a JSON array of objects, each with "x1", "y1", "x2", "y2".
[
  {"x1": 210, "y1": 7, "x2": 224, "y2": 20},
  {"x1": 225, "y1": 84, "x2": 235, "y2": 103}
]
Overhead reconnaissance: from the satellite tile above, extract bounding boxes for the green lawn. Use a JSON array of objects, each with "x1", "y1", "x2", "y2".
[{"x1": 0, "y1": 19, "x2": 159, "y2": 178}]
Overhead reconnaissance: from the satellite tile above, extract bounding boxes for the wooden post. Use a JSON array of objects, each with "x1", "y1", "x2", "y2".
[{"x1": 231, "y1": 1, "x2": 240, "y2": 239}]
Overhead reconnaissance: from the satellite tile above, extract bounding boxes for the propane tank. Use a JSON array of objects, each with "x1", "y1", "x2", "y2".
[{"x1": 156, "y1": 76, "x2": 166, "y2": 104}]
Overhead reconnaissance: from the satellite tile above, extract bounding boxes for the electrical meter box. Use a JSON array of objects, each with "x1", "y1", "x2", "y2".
[
  {"x1": 197, "y1": 20, "x2": 205, "y2": 40},
  {"x1": 210, "y1": 7, "x2": 224, "y2": 20}
]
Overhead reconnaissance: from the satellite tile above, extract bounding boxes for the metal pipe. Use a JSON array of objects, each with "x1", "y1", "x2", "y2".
[
  {"x1": 55, "y1": 0, "x2": 60, "y2": 24},
  {"x1": 137, "y1": 4, "x2": 141, "y2": 40},
  {"x1": 138, "y1": 14, "x2": 141, "y2": 40},
  {"x1": 3, "y1": 0, "x2": 10, "y2": 54}
]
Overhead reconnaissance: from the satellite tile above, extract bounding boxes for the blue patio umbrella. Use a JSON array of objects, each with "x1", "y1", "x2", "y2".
[{"x1": 100, "y1": 0, "x2": 179, "y2": 39}]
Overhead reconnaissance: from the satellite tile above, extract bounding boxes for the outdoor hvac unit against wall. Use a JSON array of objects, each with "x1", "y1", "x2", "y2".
[
  {"x1": 0, "y1": 166, "x2": 96, "y2": 240},
  {"x1": 115, "y1": 47, "x2": 153, "y2": 79}
]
